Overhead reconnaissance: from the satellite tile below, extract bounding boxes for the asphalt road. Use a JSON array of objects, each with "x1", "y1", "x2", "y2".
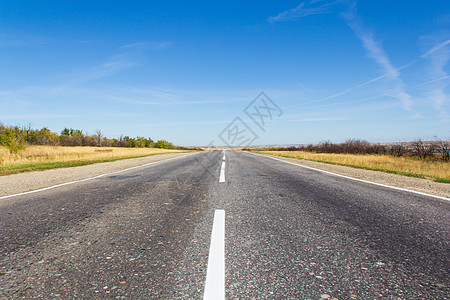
[{"x1": 0, "y1": 150, "x2": 449, "y2": 299}]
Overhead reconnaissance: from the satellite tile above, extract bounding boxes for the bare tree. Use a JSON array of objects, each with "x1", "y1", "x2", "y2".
[
  {"x1": 22, "y1": 123, "x2": 33, "y2": 143},
  {"x1": 413, "y1": 139, "x2": 427, "y2": 159},
  {"x1": 390, "y1": 144, "x2": 405, "y2": 157},
  {"x1": 441, "y1": 141, "x2": 450, "y2": 161},
  {"x1": 434, "y1": 139, "x2": 450, "y2": 161},
  {"x1": 94, "y1": 129, "x2": 103, "y2": 147}
]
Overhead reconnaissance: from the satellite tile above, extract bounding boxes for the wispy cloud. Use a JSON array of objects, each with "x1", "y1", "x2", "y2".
[
  {"x1": 121, "y1": 41, "x2": 172, "y2": 50},
  {"x1": 85, "y1": 53, "x2": 136, "y2": 80},
  {"x1": 343, "y1": 8, "x2": 413, "y2": 110},
  {"x1": 422, "y1": 38, "x2": 450, "y2": 109},
  {"x1": 347, "y1": 23, "x2": 398, "y2": 79},
  {"x1": 290, "y1": 117, "x2": 349, "y2": 122},
  {"x1": 0, "y1": 114, "x2": 80, "y2": 120},
  {"x1": 421, "y1": 39, "x2": 450, "y2": 58},
  {"x1": 286, "y1": 60, "x2": 418, "y2": 111},
  {"x1": 114, "y1": 86, "x2": 179, "y2": 101},
  {"x1": 288, "y1": 40, "x2": 450, "y2": 110},
  {"x1": 269, "y1": 0, "x2": 343, "y2": 22},
  {"x1": 150, "y1": 41, "x2": 172, "y2": 50},
  {"x1": 122, "y1": 42, "x2": 147, "y2": 49},
  {"x1": 125, "y1": 119, "x2": 234, "y2": 129},
  {"x1": 287, "y1": 100, "x2": 399, "y2": 121},
  {"x1": 410, "y1": 112, "x2": 423, "y2": 119},
  {"x1": 51, "y1": 48, "x2": 140, "y2": 94},
  {"x1": 0, "y1": 90, "x2": 31, "y2": 106},
  {"x1": 271, "y1": 1, "x2": 413, "y2": 111},
  {"x1": 94, "y1": 85, "x2": 242, "y2": 106},
  {"x1": 106, "y1": 88, "x2": 254, "y2": 106},
  {"x1": 416, "y1": 75, "x2": 450, "y2": 87},
  {"x1": 428, "y1": 89, "x2": 447, "y2": 109},
  {"x1": 0, "y1": 33, "x2": 47, "y2": 47}
]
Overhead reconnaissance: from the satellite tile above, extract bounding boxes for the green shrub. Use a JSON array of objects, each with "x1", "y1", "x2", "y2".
[
  {"x1": 0, "y1": 127, "x2": 26, "y2": 154},
  {"x1": 155, "y1": 139, "x2": 175, "y2": 149}
]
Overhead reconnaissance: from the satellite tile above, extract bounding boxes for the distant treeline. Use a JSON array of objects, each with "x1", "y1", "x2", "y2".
[
  {"x1": 0, "y1": 122, "x2": 196, "y2": 154},
  {"x1": 247, "y1": 138, "x2": 450, "y2": 161}
]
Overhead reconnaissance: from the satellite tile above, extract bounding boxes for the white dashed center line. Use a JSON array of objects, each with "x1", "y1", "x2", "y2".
[
  {"x1": 219, "y1": 161, "x2": 226, "y2": 183},
  {"x1": 203, "y1": 209, "x2": 225, "y2": 300}
]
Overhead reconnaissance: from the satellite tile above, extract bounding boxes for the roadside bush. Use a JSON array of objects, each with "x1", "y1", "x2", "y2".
[
  {"x1": 267, "y1": 139, "x2": 386, "y2": 155},
  {"x1": 155, "y1": 139, "x2": 176, "y2": 149},
  {"x1": 0, "y1": 126, "x2": 26, "y2": 154},
  {"x1": 29, "y1": 128, "x2": 59, "y2": 145},
  {"x1": 436, "y1": 140, "x2": 450, "y2": 161},
  {"x1": 389, "y1": 144, "x2": 406, "y2": 157},
  {"x1": 259, "y1": 138, "x2": 450, "y2": 162},
  {"x1": 0, "y1": 121, "x2": 180, "y2": 151},
  {"x1": 412, "y1": 139, "x2": 438, "y2": 160}
]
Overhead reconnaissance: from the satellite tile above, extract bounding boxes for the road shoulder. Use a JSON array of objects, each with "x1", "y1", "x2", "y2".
[
  {"x1": 250, "y1": 152, "x2": 450, "y2": 199},
  {"x1": 0, "y1": 152, "x2": 195, "y2": 197}
]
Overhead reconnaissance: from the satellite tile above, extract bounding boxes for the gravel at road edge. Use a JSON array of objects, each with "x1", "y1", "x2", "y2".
[
  {"x1": 253, "y1": 152, "x2": 450, "y2": 199},
  {"x1": 0, "y1": 152, "x2": 195, "y2": 197},
  {"x1": 1, "y1": 151, "x2": 448, "y2": 199}
]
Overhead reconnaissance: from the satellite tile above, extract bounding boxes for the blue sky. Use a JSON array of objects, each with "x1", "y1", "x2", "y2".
[{"x1": 1, "y1": 0, "x2": 449, "y2": 146}]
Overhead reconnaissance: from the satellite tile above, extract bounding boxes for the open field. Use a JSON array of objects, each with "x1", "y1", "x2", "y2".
[
  {"x1": 256, "y1": 151, "x2": 450, "y2": 183},
  {"x1": 0, "y1": 146, "x2": 189, "y2": 175}
]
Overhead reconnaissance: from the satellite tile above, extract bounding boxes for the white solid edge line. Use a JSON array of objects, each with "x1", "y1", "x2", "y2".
[
  {"x1": 219, "y1": 162, "x2": 226, "y2": 183},
  {"x1": 0, "y1": 153, "x2": 197, "y2": 201},
  {"x1": 203, "y1": 209, "x2": 225, "y2": 300},
  {"x1": 247, "y1": 152, "x2": 450, "y2": 202}
]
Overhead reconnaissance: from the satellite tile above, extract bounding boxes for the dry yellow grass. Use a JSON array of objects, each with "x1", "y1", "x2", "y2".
[
  {"x1": 0, "y1": 145, "x2": 183, "y2": 165},
  {"x1": 261, "y1": 151, "x2": 450, "y2": 180}
]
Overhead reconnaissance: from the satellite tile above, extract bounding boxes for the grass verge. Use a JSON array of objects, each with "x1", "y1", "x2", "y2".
[
  {"x1": 251, "y1": 151, "x2": 450, "y2": 184},
  {"x1": 0, "y1": 151, "x2": 193, "y2": 176}
]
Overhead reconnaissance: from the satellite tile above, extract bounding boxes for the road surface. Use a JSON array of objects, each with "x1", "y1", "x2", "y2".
[{"x1": 0, "y1": 150, "x2": 449, "y2": 299}]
